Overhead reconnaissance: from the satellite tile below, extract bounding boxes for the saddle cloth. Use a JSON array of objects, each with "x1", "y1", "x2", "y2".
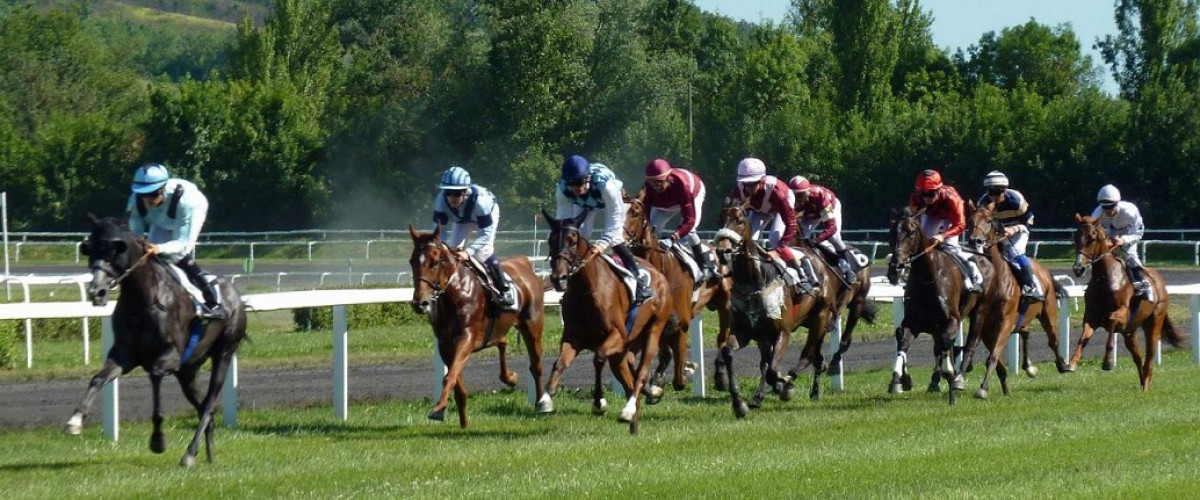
[
  {"x1": 163, "y1": 263, "x2": 221, "y2": 315},
  {"x1": 600, "y1": 254, "x2": 650, "y2": 305},
  {"x1": 464, "y1": 255, "x2": 521, "y2": 311}
]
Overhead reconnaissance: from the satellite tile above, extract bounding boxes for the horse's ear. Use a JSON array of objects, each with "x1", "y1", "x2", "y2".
[
  {"x1": 1074, "y1": 213, "x2": 1084, "y2": 223},
  {"x1": 636, "y1": 188, "x2": 645, "y2": 201},
  {"x1": 572, "y1": 208, "x2": 590, "y2": 228},
  {"x1": 540, "y1": 207, "x2": 556, "y2": 227},
  {"x1": 431, "y1": 224, "x2": 440, "y2": 239},
  {"x1": 86, "y1": 212, "x2": 99, "y2": 225},
  {"x1": 967, "y1": 199, "x2": 976, "y2": 212},
  {"x1": 408, "y1": 223, "x2": 421, "y2": 241}
]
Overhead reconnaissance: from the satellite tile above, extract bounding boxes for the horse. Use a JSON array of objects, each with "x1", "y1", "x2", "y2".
[
  {"x1": 63, "y1": 215, "x2": 247, "y2": 468},
  {"x1": 711, "y1": 200, "x2": 835, "y2": 418},
  {"x1": 622, "y1": 193, "x2": 733, "y2": 397},
  {"x1": 1069, "y1": 214, "x2": 1186, "y2": 390},
  {"x1": 886, "y1": 207, "x2": 991, "y2": 404},
  {"x1": 541, "y1": 209, "x2": 677, "y2": 434},
  {"x1": 408, "y1": 225, "x2": 552, "y2": 427},
  {"x1": 965, "y1": 201, "x2": 1070, "y2": 376}
]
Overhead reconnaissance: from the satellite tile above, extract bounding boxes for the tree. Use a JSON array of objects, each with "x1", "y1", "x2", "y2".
[
  {"x1": 956, "y1": 20, "x2": 1101, "y2": 98},
  {"x1": 827, "y1": 0, "x2": 899, "y2": 116},
  {"x1": 1099, "y1": 0, "x2": 1200, "y2": 99}
]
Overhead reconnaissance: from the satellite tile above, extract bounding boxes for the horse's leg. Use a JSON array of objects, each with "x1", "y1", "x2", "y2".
[
  {"x1": 722, "y1": 341, "x2": 748, "y2": 419},
  {"x1": 806, "y1": 312, "x2": 831, "y2": 402},
  {"x1": 429, "y1": 336, "x2": 473, "y2": 425},
  {"x1": 889, "y1": 325, "x2": 915, "y2": 393},
  {"x1": 149, "y1": 373, "x2": 167, "y2": 454},
  {"x1": 712, "y1": 303, "x2": 733, "y2": 392},
  {"x1": 1038, "y1": 300, "x2": 1068, "y2": 374},
  {"x1": 1103, "y1": 327, "x2": 1119, "y2": 371},
  {"x1": 621, "y1": 324, "x2": 662, "y2": 434},
  {"x1": 517, "y1": 316, "x2": 552, "y2": 413},
  {"x1": 1019, "y1": 327, "x2": 1037, "y2": 377},
  {"x1": 546, "y1": 341, "x2": 580, "y2": 397},
  {"x1": 941, "y1": 318, "x2": 965, "y2": 405},
  {"x1": 174, "y1": 366, "x2": 211, "y2": 462},
  {"x1": 495, "y1": 340, "x2": 518, "y2": 387},
  {"x1": 453, "y1": 374, "x2": 470, "y2": 428},
  {"x1": 671, "y1": 317, "x2": 689, "y2": 391},
  {"x1": 975, "y1": 328, "x2": 1011, "y2": 400},
  {"x1": 592, "y1": 352, "x2": 608, "y2": 415},
  {"x1": 750, "y1": 340, "x2": 771, "y2": 408},
  {"x1": 1140, "y1": 314, "x2": 1165, "y2": 391},
  {"x1": 64, "y1": 349, "x2": 132, "y2": 435},
  {"x1": 180, "y1": 352, "x2": 232, "y2": 468},
  {"x1": 830, "y1": 309, "x2": 856, "y2": 376},
  {"x1": 1068, "y1": 320, "x2": 1098, "y2": 372}
]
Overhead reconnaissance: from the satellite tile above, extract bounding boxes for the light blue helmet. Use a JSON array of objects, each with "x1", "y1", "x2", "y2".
[
  {"x1": 439, "y1": 166, "x2": 472, "y2": 190},
  {"x1": 131, "y1": 163, "x2": 170, "y2": 194}
]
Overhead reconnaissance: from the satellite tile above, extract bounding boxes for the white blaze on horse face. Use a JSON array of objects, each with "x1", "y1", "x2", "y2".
[{"x1": 418, "y1": 254, "x2": 426, "y2": 265}]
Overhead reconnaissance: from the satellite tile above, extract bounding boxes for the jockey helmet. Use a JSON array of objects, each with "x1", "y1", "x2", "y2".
[
  {"x1": 915, "y1": 169, "x2": 943, "y2": 191},
  {"x1": 788, "y1": 175, "x2": 812, "y2": 192},
  {"x1": 645, "y1": 158, "x2": 672, "y2": 181},
  {"x1": 1097, "y1": 184, "x2": 1121, "y2": 205},
  {"x1": 132, "y1": 163, "x2": 170, "y2": 194},
  {"x1": 983, "y1": 170, "x2": 1009, "y2": 188},
  {"x1": 561, "y1": 155, "x2": 591, "y2": 182},
  {"x1": 736, "y1": 158, "x2": 766, "y2": 182},
  {"x1": 439, "y1": 166, "x2": 472, "y2": 190}
]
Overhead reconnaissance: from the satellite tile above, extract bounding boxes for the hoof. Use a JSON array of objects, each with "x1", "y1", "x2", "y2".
[
  {"x1": 180, "y1": 455, "x2": 196, "y2": 469},
  {"x1": 684, "y1": 362, "x2": 696, "y2": 378},
  {"x1": 1024, "y1": 365, "x2": 1039, "y2": 378},
  {"x1": 1057, "y1": 362, "x2": 1070, "y2": 374},
  {"x1": 764, "y1": 369, "x2": 780, "y2": 387},
  {"x1": 889, "y1": 383, "x2": 905, "y2": 394},
  {"x1": 951, "y1": 375, "x2": 966, "y2": 392},
  {"x1": 645, "y1": 384, "x2": 664, "y2": 400},
  {"x1": 900, "y1": 374, "x2": 914, "y2": 391},
  {"x1": 826, "y1": 364, "x2": 842, "y2": 376},
  {"x1": 618, "y1": 407, "x2": 636, "y2": 423},
  {"x1": 535, "y1": 394, "x2": 555, "y2": 414},
  {"x1": 592, "y1": 398, "x2": 608, "y2": 415},
  {"x1": 150, "y1": 433, "x2": 166, "y2": 454},
  {"x1": 1102, "y1": 360, "x2": 1115, "y2": 371},
  {"x1": 926, "y1": 383, "x2": 941, "y2": 393},
  {"x1": 780, "y1": 384, "x2": 795, "y2": 402},
  {"x1": 1064, "y1": 363, "x2": 1077, "y2": 373},
  {"x1": 974, "y1": 388, "x2": 989, "y2": 400},
  {"x1": 809, "y1": 390, "x2": 820, "y2": 403},
  {"x1": 713, "y1": 374, "x2": 728, "y2": 392},
  {"x1": 428, "y1": 409, "x2": 446, "y2": 421},
  {"x1": 63, "y1": 424, "x2": 82, "y2": 436},
  {"x1": 734, "y1": 400, "x2": 749, "y2": 419}
]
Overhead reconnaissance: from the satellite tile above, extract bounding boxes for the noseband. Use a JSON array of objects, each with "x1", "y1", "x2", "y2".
[
  {"x1": 414, "y1": 241, "x2": 460, "y2": 303},
  {"x1": 90, "y1": 242, "x2": 152, "y2": 289},
  {"x1": 549, "y1": 225, "x2": 589, "y2": 279}
]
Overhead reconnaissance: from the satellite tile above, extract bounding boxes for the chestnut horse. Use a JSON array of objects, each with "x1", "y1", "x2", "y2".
[
  {"x1": 65, "y1": 215, "x2": 246, "y2": 468},
  {"x1": 966, "y1": 201, "x2": 1070, "y2": 376},
  {"x1": 887, "y1": 207, "x2": 991, "y2": 404},
  {"x1": 542, "y1": 209, "x2": 676, "y2": 434},
  {"x1": 1069, "y1": 214, "x2": 1186, "y2": 390},
  {"x1": 623, "y1": 194, "x2": 732, "y2": 396},
  {"x1": 408, "y1": 225, "x2": 552, "y2": 427},
  {"x1": 712, "y1": 200, "x2": 834, "y2": 418}
]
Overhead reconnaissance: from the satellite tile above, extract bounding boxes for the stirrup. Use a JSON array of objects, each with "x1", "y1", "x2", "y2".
[
  {"x1": 200, "y1": 304, "x2": 228, "y2": 320},
  {"x1": 1021, "y1": 284, "x2": 1045, "y2": 301},
  {"x1": 494, "y1": 288, "x2": 516, "y2": 307}
]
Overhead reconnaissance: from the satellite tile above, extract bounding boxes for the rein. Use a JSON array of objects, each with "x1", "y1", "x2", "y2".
[{"x1": 97, "y1": 246, "x2": 154, "y2": 288}]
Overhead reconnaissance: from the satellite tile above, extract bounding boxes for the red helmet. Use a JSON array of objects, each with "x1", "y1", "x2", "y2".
[
  {"x1": 645, "y1": 158, "x2": 672, "y2": 181},
  {"x1": 788, "y1": 175, "x2": 811, "y2": 192},
  {"x1": 915, "y1": 169, "x2": 943, "y2": 191}
]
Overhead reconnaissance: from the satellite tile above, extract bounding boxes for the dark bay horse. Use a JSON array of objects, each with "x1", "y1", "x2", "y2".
[
  {"x1": 787, "y1": 236, "x2": 878, "y2": 381},
  {"x1": 623, "y1": 194, "x2": 733, "y2": 396},
  {"x1": 966, "y1": 202, "x2": 1070, "y2": 376},
  {"x1": 64, "y1": 215, "x2": 246, "y2": 468},
  {"x1": 408, "y1": 225, "x2": 551, "y2": 428},
  {"x1": 886, "y1": 207, "x2": 987, "y2": 404},
  {"x1": 1070, "y1": 214, "x2": 1186, "y2": 390},
  {"x1": 542, "y1": 209, "x2": 676, "y2": 434},
  {"x1": 712, "y1": 200, "x2": 834, "y2": 418}
]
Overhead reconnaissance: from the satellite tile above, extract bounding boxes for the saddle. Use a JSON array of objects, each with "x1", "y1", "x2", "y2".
[
  {"x1": 163, "y1": 262, "x2": 222, "y2": 316},
  {"x1": 600, "y1": 254, "x2": 651, "y2": 306},
  {"x1": 464, "y1": 256, "x2": 521, "y2": 311}
]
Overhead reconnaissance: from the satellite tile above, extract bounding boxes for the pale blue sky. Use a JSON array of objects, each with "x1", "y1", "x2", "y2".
[{"x1": 690, "y1": 0, "x2": 1119, "y2": 93}]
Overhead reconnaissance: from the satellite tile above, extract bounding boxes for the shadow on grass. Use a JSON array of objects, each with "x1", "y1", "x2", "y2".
[{"x1": 0, "y1": 460, "x2": 92, "y2": 473}]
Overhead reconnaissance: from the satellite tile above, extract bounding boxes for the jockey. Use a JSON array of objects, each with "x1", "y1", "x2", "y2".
[
  {"x1": 125, "y1": 163, "x2": 226, "y2": 320},
  {"x1": 556, "y1": 154, "x2": 654, "y2": 305},
  {"x1": 976, "y1": 171, "x2": 1044, "y2": 301},
  {"x1": 907, "y1": 169, "x2": 982, "y2": 293},
  {"x1": 728, "y1": 157, "x2": 816, "y2": 294},
  {"x1": 789, "y1": 175, "x2": 861, "y2": 285},
  {"x1": 1090, "y1": 184, "x2": 1153, "y2": 301},
  {"x1": 642, "y1": 158, "x2": 718, "y2": 284},
  {"x1": 431, "y1": 166, "x2": 515, "y2": 308}
]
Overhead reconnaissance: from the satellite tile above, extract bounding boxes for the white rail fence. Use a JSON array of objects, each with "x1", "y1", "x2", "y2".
[{"x1": 3, "y1": 281, "x2": 1200, "y2": 442}]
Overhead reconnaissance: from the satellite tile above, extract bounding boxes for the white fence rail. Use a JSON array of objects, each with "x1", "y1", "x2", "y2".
[{"x1": 4, "y1": 281, "x2": 1200, "y2": 442}]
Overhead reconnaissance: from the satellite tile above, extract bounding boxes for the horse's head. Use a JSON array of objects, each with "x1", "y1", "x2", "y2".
[
  {"x1": 966, "y1": 200, "x2": 1003, "y2": 253},
  {"x1": 886, "y1": 207, "x2": 924, "y2": 285},
  {"x1": 713, "y1": 198, "x2": 752, "y2": 266},
  {"x1": 622, "y1": 193, "x2": 656, "y2": 251},
  {"x1": 542, "y1": 207, "x2": 590, "y2": 292},
  {"x1": 408, "y1": 224, "x2": 461, "y2": 315},
  {"x1": 80, "y1": 214, "x2": 139, "y2": 306},
  {"x1": 1072, "y1": 213, "x2": 1110, "y2": 277}
]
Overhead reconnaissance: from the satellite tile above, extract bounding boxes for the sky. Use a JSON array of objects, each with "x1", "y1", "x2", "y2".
[{"x1": 690, "y1": 0, "x2": 1120, "y2": 93}]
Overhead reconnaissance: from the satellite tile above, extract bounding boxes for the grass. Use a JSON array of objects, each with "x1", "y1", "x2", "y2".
[{"x1": 1, "y1": 352, "x2": 1198, "y2": 498}]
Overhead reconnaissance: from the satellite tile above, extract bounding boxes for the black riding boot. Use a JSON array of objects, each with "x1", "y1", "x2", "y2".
[
  {"x1": 692, "y1": 244, "x2": 718, "y2": 284},
  {"x1": 787, "y1": 259, "x2": 814, "y2": 295},
  {"x1": 1016, "y1": 262, "x2": 1045, "y2": 301},
  {"x1": 180, "y1": 256, "x2": 226, "y2": 320},
  {"x1": 1129, "y1": 265, "x2": 1154, "y2": 301},
  {"x1": 486, "y1": 256, "x2": 516, "y2": 308},
  {"x1": 838, "y1": 249, "x2": 859, "y2": 285},
  {"x1": 615, "y1": 243, "x2": 653, "y2": 305}
]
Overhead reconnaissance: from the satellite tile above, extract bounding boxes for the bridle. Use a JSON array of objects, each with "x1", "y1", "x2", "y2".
[
  {"x1": 1074, "y1": 218, "x2": 1117, "y2": 272},
  {"x1": 888, "y1": 208, "x2": 936, "y2": 275},
  {"x1": 89, "y1": 238, "x2": 152, "y2": 289},
  {"x1": 548, "y1": 223, "x2": 591, "y2": 289},
  {"x1": 623, "y1": 198, "x2": 668, "y2": 255},
  {"x1": 412, "y1": 239, "x2": 462, "y2": 304}
]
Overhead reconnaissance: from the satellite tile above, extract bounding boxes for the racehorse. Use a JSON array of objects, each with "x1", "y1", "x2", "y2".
[
  {"x1": 966, "y1": 201, "x2": 1070, "y2": 376},
  {"x1": 1070, "y1": 214, "x2": 1186, "y2": 390},
  {"x1": 712, "y1": 200, "x2": 834, "y2": 418},
  {"x1": 541, "y1": 209, "x2": 676, "y2": 434},
  {"x1": 64, "y1": 215, "x2": 246, "y2": 468},
  {"x1": 886, "y1": 207, "x2": 987, "y2": 404},
  {"x1": 622, "y1": 193, "x2": 732, "y2": 397},
  {"x1": 408, "y1": 225, "x2": 552, "y2": 428}
]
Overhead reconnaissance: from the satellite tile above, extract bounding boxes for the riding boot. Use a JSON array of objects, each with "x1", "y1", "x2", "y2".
[
  {"x1": 1128, "y1": 265, "x2": 1154, "y2": 301},
  {"x1": 965, "y1": 260, "x2": 983, "y2": 294},
  {"x1": 197, "y1": 277, "x2": 228, "y2": 320},
  {"x1": 615, "y1": 243, "x2": 653, "y2": 305},
  {"x1": 1016, "y1": 261, "x2": 1045, "y2": 302},
  {"x1": 692, "y1": 244, "x2": 718, "y2": 284},
  {"x1": 837, "y1": 248, "x2": 858, "y2": 285},
  {"x1": 486, "y1": 256, "x2": 516, "y2": 308},
  {"x1": 801, "y1": 255, "x2": 822, "y2": 291},
  {"x1": 787, "y1": 259, "x2": 814, "y2": 295}
]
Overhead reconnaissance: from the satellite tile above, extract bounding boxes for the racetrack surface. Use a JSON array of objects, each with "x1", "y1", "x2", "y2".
[{"x1": 2, "y1": 266, "x2": 1197, "y2": 430}]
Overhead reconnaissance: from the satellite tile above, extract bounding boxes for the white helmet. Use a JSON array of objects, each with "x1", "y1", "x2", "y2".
[
  {"x1": 983, "y1": 171, "x2": 1009, "y2": 188},
  {"x1": 736, "y1": 158, "x2": 766, "y2": 182},
  {"x1": 1097, "y1": 184, "x2": 1121, "y2": 205}
]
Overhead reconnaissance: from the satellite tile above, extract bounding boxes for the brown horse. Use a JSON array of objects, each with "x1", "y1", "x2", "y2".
[
  {"x1": 542, "y1": 209, "x2": 676, "y2": 434},
  {"x1": 1069, "y1": 214, "x2": 1186, "y2": 390},
  {"x1": 886, "y1": 207, "x2": 989, "y2": 404},
  {"x1": 966, "y1": 201, "x2": 1070, "y2": 375},
  {"x1": 622, "y1": 194, "x2": 733, "y2": 396},
  {"x1": 712, "y1": 200, "x2": 834, "y2": 417},
  {"x1": 408, "y1": 225, "x2": 552, "y2": 428}
]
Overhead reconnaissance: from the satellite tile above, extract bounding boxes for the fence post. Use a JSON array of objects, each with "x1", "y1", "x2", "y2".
[
  {"x1": 1005, "y1": 327, "x2": 1020, "y2": 373},
  {"x1": 432, "y1": 341, "x2": 447, "y2": 402},
  {"x1": 1058, "y1": 294, "x2": 1072, "y2": 362},
  {"x1": 102, "y1": 317, "x2": 119, "y2": 441},
  {"x1": 223, "y1": 353, "x2": 238, "y2": 428},
  {"x1": 690, "y1": 314, "x2": 705, "y2": 397},
  {"x1": 332, "y1": 305, "x2": 348, "y2": 421},
  {"x1": 829, "y1": 318, "x2": 844, "y2": 391}
]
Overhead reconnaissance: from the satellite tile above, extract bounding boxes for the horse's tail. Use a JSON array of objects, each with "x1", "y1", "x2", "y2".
[
  {"x1": 859, "y1": 299, "x2": 879, "y2": 325},
  {"x1": 663, "y1": 313, "x2": 682, "y2": 339},
  {"x1": 1051, "y1": 278, "x2": 1068, "y2": 300},
  {"x1": 1161, "y1": 316, "x2": 1188, "y2": 349}
]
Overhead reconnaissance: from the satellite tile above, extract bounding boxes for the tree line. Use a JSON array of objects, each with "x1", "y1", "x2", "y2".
[{"x1": 0, "y1": 0, "x2": 1198, "y2": 233}]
